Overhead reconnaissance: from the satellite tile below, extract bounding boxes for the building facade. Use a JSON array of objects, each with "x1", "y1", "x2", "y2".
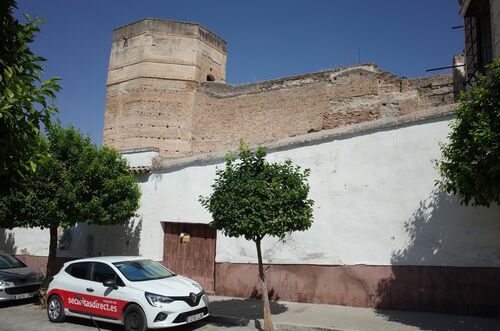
[
  {"x1": 459, "y1": 0, "x2": 500, "y2": 85},
  {"x1": 3, "y1": 18, "x2": 500, "y2": 315}
]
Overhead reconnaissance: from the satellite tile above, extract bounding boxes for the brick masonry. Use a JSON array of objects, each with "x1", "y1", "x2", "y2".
[
  {"x1": 192, "y1": 67, "x2": 454, "y2": 154},
  {"x1": 102, "y1": 19, "x2": 455, "y2": 159}
]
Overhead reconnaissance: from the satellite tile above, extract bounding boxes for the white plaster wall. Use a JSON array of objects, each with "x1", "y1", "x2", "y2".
[
  {"x1": 5, "y1": 118, "x2": 500, "y2": 267},
  {"x1": 1, "y1": 220, "x2": 143, "y2": 258},
  {"x1": 122, "y1": 150, "x2": 158, "y2": 168},
  {"x1": 131, "y1": 163, "x2": 220, "y2": 260},
  {"x1": 1, "y1": 150, "x2": 153, "y2": 257},
  {"x1": 1, "y1": 227, "x2": 49, "y2": 256},
  {"x1": 131, "y1": 118, "x2": 500, "y2": 266}
]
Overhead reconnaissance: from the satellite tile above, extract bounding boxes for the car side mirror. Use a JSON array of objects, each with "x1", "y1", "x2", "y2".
[{"x1": 103, "y1": 279, "x2": 118, "y2": 289}]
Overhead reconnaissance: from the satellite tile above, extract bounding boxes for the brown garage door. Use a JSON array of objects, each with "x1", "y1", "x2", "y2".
[{"x1": 162, "y1": 222, "x2": 216, "y2": 293}]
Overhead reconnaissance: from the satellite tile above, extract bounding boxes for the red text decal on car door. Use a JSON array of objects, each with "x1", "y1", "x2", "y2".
[{"x1": 48, "y1": 289, "x2": 127, "y2": 320}]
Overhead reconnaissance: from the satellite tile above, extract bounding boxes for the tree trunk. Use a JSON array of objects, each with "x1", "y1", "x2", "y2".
[
  {"x1": 43, "y1": 225, "x2": 58, "y2": 288},
  {"x1": 255, "y1": 239, "x2": 274, "y2": 331}
]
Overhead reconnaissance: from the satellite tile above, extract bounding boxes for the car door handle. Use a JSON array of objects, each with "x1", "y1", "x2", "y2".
[{"x1": 86, "y1": 288, "x2": 94, "y2": 293}]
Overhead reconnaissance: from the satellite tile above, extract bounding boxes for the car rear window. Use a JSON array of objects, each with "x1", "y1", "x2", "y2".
[{"x1": 66, "y1": 262, "x2": 90, "y2": 280}]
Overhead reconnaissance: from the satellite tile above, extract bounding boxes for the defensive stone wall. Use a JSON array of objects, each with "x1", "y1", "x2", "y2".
[
  {"x1": 103, "y1": 19, "x2": 455, "y2": 159},
  {"x1": 103, "y1": 18, "x2": 227, "y2": 158},
  {"x1": 192, "y1": 65, "x2": 453, "y2": 154}
]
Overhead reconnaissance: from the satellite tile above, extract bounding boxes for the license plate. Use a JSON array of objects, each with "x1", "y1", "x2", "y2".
[
  {"x1": 186, "y1": 312, "x2": 204, "y2": 323},
  {"x1": 15, "y1": 293, "x2": 34, "y2": 300}
]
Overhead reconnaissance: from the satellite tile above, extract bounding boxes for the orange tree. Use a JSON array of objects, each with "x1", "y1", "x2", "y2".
[
  {"x1": 0, "y1": 123, "x2": 140, "y2": 286},
  {"x1": 200, "y1": 142, "x2": 314, "y2": 331},
  {"x1": 0, "y1": 0, "x2": 61, "y2": 194}
]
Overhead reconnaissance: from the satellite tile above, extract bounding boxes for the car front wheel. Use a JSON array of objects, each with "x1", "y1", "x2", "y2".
[
  {"x1": 47, "y1": 295, "x2": 65, "y2": 323},
  {"x1": 123, "y1": 304, "x2": 148, "y2": 331}
]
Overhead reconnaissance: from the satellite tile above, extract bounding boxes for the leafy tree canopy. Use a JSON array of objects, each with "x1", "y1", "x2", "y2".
[
  {"x1": 0, "y1": 123, "x2": 141, "y2": 230},
  {"x1": 437, "y1": 59, "x2": 500, "y2": 207},
  {"x1": 0, "y1": 0, "x2": 61, "y2": 193},
  {"x1": 0, "y1": 123, "x2": 141, "y2": 284},
  {"x1": 200, "y1": 141, "x2": 314, "y2": 331},
  {"x1": 200, "y1": 142, "x2": 314, "y2": 241}
]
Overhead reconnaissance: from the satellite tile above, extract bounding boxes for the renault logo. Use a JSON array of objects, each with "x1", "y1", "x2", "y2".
[{"x1": 190, "y1": 292, "x2": 197, "y2": 303}]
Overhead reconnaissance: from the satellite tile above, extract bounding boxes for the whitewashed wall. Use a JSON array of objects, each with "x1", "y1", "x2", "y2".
[
  {"x1": 122, "y1": 149, "x2": 158, "y2": 168},
  {"x1": 4, "y1": 118, "x2": 499, "y2": 267},
  {"x1": 1, "y1": 149, "x2": 153, "y2": 257},
  {"x1": 1, "y1": 227, "x2": 49, "y2": 255},
  {"x1": 131, "y1": 117, "x2": 500, "y2": 266}
]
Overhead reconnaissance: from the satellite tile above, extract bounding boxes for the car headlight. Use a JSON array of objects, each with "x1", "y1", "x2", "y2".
[
  {"x1": 37, "y1": 272, "x2": 45, "y2": 281},
  {"x1": 0, "y1": 280, "x2": 13, "y2": 287},
  {"x1": 145, "y1": 292, "x2": 174, "y2": 307}
]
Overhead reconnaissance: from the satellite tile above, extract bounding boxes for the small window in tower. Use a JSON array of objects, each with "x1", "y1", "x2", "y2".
[{"x1": 206, "y1": 74, "x2": 215, "y2": 82}]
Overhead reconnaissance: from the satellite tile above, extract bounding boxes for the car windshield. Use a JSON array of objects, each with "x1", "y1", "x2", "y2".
[
  {"x1": 0, "y1": 252, "x2": 26, "y2": 269},
  {"x1": 113, "y1": 259, "x2": 175, "y2": 282}
]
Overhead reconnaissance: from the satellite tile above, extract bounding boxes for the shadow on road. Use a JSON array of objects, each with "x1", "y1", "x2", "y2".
[
  {"x1": 64, "y1": 316, "x2": 123, "y2": 331},
  {"x1": 59, "y1": 316, "x2": 210, "y2": 331},
  {"x1": 209, "y1": 298, "x2": 287, "y2": 325},
  {"x1": 62, "y1": 308, "x2": 215, "y2": 331},
  {"x1": 0, "y1": 297, "x2": 38, "y2": 309},
  {"x1": 0, "y1": 300, "x2": 213, "y2": 331}
]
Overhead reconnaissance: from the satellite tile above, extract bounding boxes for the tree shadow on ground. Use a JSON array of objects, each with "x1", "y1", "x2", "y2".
[
  {"x1": 209, "y1": 298, "x2": 287, "y2": 327},
  {"x1": 0, "y1": 228, "x2": 16, "y2": 254},
  {"x1": 171, "y1": 319, "x2": 210, "y2": 331},
  {"x1": 375, "y1": 189, "x2": 500, "y2": 329},
  {"x1": 0, "y1": 297, "x2": 37, "y2": 309},
  {"x1": 249, "y1": 287, "x2": 281, "y2": 301}
]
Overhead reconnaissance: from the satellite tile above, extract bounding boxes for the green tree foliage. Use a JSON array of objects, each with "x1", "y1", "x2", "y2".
[
  {"x1": 437, "y1": 59, "x2": 500, "y2": 207},
  {"x1": 0, "y1": 124, "x2": 141, "y2": 286},
  {"x1": 200, "y1": 142, "x2": 314, "y2": 331},
  {"x1": 0, "y1": 0, "x2": 61, "y2": 194}
]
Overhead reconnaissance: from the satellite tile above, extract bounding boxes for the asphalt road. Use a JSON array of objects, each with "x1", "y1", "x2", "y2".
[
  {"x1": 0, "y1": 299, "x2": 254, "y2": 331},
  {"x1": 3, "y1": 296, "x2": 500, "y2": 331}
]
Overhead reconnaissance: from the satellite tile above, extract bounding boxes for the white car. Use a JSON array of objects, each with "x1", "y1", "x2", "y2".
[{"x1": 46, "y1": 256, "x2": 209, "y2": 330}]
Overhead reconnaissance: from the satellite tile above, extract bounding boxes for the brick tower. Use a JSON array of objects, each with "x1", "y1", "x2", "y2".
[{"x1": 103, "y1": 18, "x2": 227, "y2": 158}]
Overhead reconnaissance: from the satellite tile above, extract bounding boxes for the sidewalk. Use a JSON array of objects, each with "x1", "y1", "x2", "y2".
[{"x1": 208, "y1": 295, "x2": 500, "y2": 331}]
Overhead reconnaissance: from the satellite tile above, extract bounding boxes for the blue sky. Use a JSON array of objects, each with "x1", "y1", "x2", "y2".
[{"x1": 15, "y1": 1, "x2": 464, "y2": 144}]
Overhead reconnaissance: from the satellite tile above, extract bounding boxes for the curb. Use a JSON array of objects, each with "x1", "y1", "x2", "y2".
[
  {"x1": 275, "y1": 322, "x2": 343, "y2": 331},
  {"x1": 208, "y1": 315, "x2": 343, "y2": 331},
  {"x1": 207, "y1": 314, "x2": 253, "y2": 327}
]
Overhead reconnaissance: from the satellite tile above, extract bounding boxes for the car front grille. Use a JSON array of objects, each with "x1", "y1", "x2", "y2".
[
  {"x1": 171, "y1": 290, "x2": 204, "y2": 307},
  {"x1": 172, "y1": 307, "x2": 208, "y2": 324},
  {"x1": 4, "y1": 284, "x2": 41, "y2": 295}
]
